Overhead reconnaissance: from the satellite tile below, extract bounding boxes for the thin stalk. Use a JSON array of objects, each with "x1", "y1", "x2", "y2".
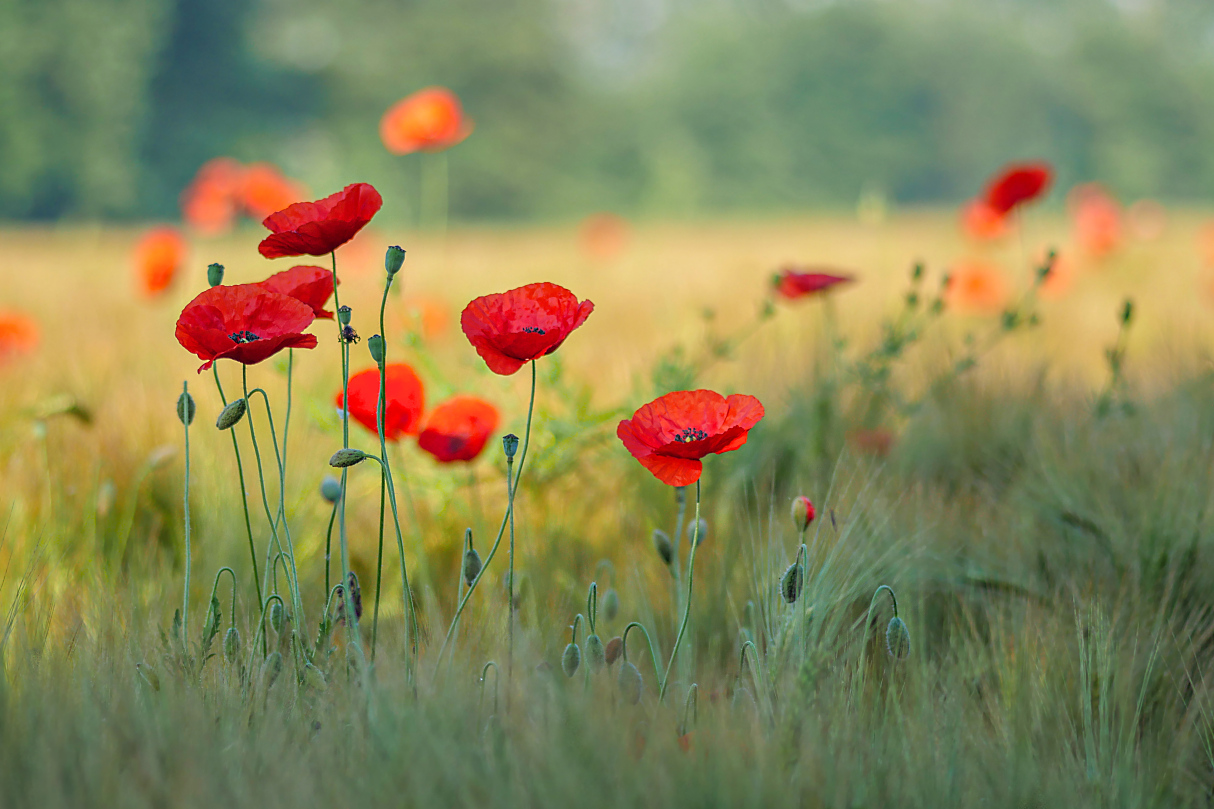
[
  {"x1": 506, "y1": 360, "x2": 537, "y2": 695},
  {"x1": 659, "y1": 479, "x2": 701, "y2": 703},
  {"x1": 181, "y1": 381, "x2": 191, "y2": 655},
  {"x1": 331, "y1": 251, "x2": 362, "y2": 651},
  {"x1": 212, "y1": 367, "x2": 262, "y2": 608},
  {"x1": 371, "y1": 456, "x2": 386, "y2": 661},
  {"x1": 323, "y1": 500, "x2": 337, "y2": 599}
]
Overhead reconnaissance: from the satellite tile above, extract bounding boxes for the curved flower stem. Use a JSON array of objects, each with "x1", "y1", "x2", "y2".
[
  {"x1": 323, "y1": 500, "x2": 337, "y2": 602},
  {"x1": 212, "y1": 367, "x2": 262, "y2": 610},
  {"x1": 180, "y1": 381, "x2": 191, "y2": 656},
  {"x1": 244, "y1": 593, "x2": 286, "y2": 674},
  {"x1": 479, "y1": 660, "x2": 499, "y2": 718},
  {"x1": 658, "y1": 479, "x2": 701, "y2": 704},
  {"x1": 207, "y1": 566, "x2": 238, "y2": 629},
  {"x1": 857, "y1": 584, "x2": 899, "y2": 690},
  {"x1": 622, "y1": 621, "x2": 663, "y2": 689},
  {"x1": 371, "y1": 454, "x2": 386, "y2": 661},
  {"x1": 330, "y1": 251, "x2": 362, "y2": 654},
  {"x1": 452, "y1": 528, "x2": 473, "y2": 651}
]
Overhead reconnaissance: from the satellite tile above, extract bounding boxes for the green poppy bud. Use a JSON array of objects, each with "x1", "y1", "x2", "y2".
[
  {"x1": 337, "y1": 305, "x2": 352, "y2": 326},
  {"x1": 320, "y1": 475, "x2": 342, "y2": 503},
  {"x1": 780, "y1": 562, "x2": 802, "y2": 604},
  {"x1": 463, "y1": 547, "x2": 483, "y2": 587},
  {"x1": 261, "y1": 651, "x2": 283, "y2": 690},
  {"x1": 368, "y1": 334, "x2": 385, "y2": 365},
  {"x1": 584, "y1": 633, "x2": 606, "y2": 673},
  {"x1": 653, "y1": 530, "x2": 673, "y2": 565},
  {"x1": 561, "y1": 642, "x2": 581, "y2": 677},
  {"x1": 216, "y1": 397, "x2": 247, "y2": 430},
  {"x1": 886, "y1": 616, "x2": 911, "y2": 660},
  {"x1": 385, "y1": 245, "x2": 406, "y2": 277},
  {"x1": 602, "y1": 588, "x2": 620, "y2": 622},
  {"x1": 617, "y1": 661, "x2": 642, "y2": 705},
  {"x1": 269, "y1": 601, "x2": 285, "y2": 634},
  {"x1": 791, "y1": 496, "x2": 815, "y2": 532},
  {"x1": 502, "y1": 433, "x2": 519, "y2": 459},
  {"x1": 223, "y1": 627, "x2": 241, "y2": 663},
  {"x1": 604, "y1": 636, "x2": 623, "y2": 666},
  {"x1": 688, "y1": 518, "x2": 708, "y2": 547},
  {"x1": 207, "y1": 262, "x2": 225, "y2": 287},
  {"x1": 329, "y1": 448, "x2": 369, "y2": 468},
  {"x1": 176, "y1": 390, "x2": 195, "y2": 426}
]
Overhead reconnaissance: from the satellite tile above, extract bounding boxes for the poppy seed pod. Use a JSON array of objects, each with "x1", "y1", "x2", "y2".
[
  {"x1": 602, "y1": 588, "x2": 620, "y2": 622},
  {"x1": 385, "y1": 245, "x2": 406, "y2": 277},
  {"x1": 216, "y1": 397, "x2": 247, "y2": 430},
  {"x1": 502, "y1": 433, "x2": 519, "y2": 459},
  {"x1": 329, "y1": 448, "x2": 369, "y2": 468},
  {"x1": 320, "y1": 475, "x2": 342, "y2": 503},
  {"x1": 886, "y1": 616, "x2": 911, "y2": 660},
  {"x1": 604, "y1": 636, "x2": 623, "y2": 666},
  {"x1": 207, "y1": 262, "x2": 225, "y2": 287},
  {"x1": 688, "y1": 519, "x2": 708, "y2": 547},
  {"x1": 618, "y1": 661, "x2": 642, "y2": 705},
  {"x1": 584, "y1": 633, "x2": 606, "y2": 673},
  {"x1": 176, "y1": 390, "x2": 196, "y2": 426},
  {"x1": 561, "y1": 642, "x2": 581, "y2": 677},
  {"x1": 223, "y1": 626, "x2": 241, "y2": 663},
  {"x1": 653, "y1": 530, "x2": 674, "y2": 566},
  {"x1": 262, "y1": 651, "x2": 284, "y2": 690},
  {"x1": 337, "y1": 305, "x2": 352, "y2": 326},
  {"x1": 463, "y1": 547, "x2": 483, "y2": 587},
  {"x1": 791, "y1": 496, "x2": 815, "y2": 532},
  {"x1": 368, "y1": 334, "x2": 385, "y2": 365},
  {"x1": 780, "y1": 562, "x2": 803, "y2": 604}
]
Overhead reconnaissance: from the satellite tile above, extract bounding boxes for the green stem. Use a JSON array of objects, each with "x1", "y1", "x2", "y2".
[
  {"x1": 622, "y1": 621, "x2": 662, "y2": 689},
  {"x1": 208, "y1": 567, "x2": 238, "y2": 629},
  {"x1": 181, "y1": 381, "x2": 191, "y2": 656},
  {"x1": 331, "y1": 251, "x2": 362, "y2": 653},
  {"x1": 659, "y1": 479, "x2": 701, "y2": 703},
  {"x1": 212, "y1": 367, "x2": 263, "y2": 609},
  {"x1": 323, "y1": 500, "x2": 337, "y2": 602},
  {"x1": 506, "y1": 360, "x2": 537, "y2": 694}
]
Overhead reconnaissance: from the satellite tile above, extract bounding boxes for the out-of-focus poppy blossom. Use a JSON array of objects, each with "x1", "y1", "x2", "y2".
[
  {"x1": 1069, "y1": 184, "x2": 1122, "y2": 259},
  {"x1": 1036, "y1": 249, "x2": 1076, "y2": 301},
  {"x1": 960, "y1": 198, "x2": 1010, "y2": 241},
  {"x1": 337, "y1": 364, "x2": 426, "y2": 441},
  {"x1": 240, "y1": 162, "x2": 306, "y2": 220},
  {"x1": 1200, "y1": 223, "x2": 1214, "y2": 268},
  {"x1": 258, "y1": 183, "x2": 383, "y2": 259},
  {"x1": 133, "y1": 226, "x2": 187, "y2": 297},
  {"x1": 578, "y1": 213, "x2": 630, "y2": 262},
  {"x1": 417, "y1": 395, "x2": 500, "y2": 463},
  {"x1": 944, "y1": 260, "x2": 1010, "y2": 313},
  {"x1": 460, "y1": 282, "x2": 594, "y2": 376},
  {"x1": 257, "y1": 265, "x2": 338, "y2": 319},
  {"x1": 380, "y1": 87, "x2": 473, "y2": 155},
  {"x1": 175, "y1": 284, "x2": 318, "y2": 372},
  {"x1": 772, "y1": 266, "x2": 855, "y2": 300},
  {"x1": 982, "y1": 162, "x2": 1053, "y2": 215},
  {"x1": 0, "y1": 311, "x2": 39, "y2": 363},
  {"x1": 1127, "y1": 199, "x2": 1167, "y2": 242},
  {"x1": 848, "y1": 428, "x2": 894, "y2": 457},
  {"x1": 617, "y1": 389, "x2": 764, "y2": 487},
  {"x1": 400, "y1": 296, "x2": 450, "y2": 340},
  {"x1": 180, "y1": 158, "x2": 243, "y2": 235}
]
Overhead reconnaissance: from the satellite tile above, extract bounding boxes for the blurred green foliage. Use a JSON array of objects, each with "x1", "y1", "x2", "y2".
[{"x1": 3, "y1": 0, "x2": 1214, "y2": 220}]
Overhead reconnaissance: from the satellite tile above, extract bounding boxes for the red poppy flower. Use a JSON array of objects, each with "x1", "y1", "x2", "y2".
[
  {"x1": 180, "y1": 157, "x2": 242, "y2": 235},
  {"x1": 960, "y1": 198, "x2": 1010, "y2": 241},
  {"x1": 0, "y1": 311, "x2": 39, "y2": 363},
  {"x1": 336, "y1": 364, "x2": 425, "y2": 441},
  {"x1": 944, "y1": 260, "x2": 1010, "y2": 313},
  {"x1": 417, "y1": 395, "x2": 500, "y2": 462},
  {"x1": 460, "y1": 282, "x2": 594, "y2": 375},
  {"x1": 982, "y1": 162, "x2": 1053, "y2": 215},
  {"x1": 133, "y1": 226, "x2": 187, "y2": 297},
  {"x1": 175, "y1": 284, "x2": 318, "y2": 372},
  {"x1": 617, "y1": 389, "x2": 765, "y2": 486},
  {"x1": 258, "y1": 183, "x2": 383, "y2": 259},
  {"x1": 380, "y1": 87, "x2": 473, "y2": 155},
  {"x1": 1069, "y1": 183, "x2": 1122, "y2": 259},
  {"x1": 773, "y1": 266, "x2": 855, "y2": 300},
  {"x1": 257, "y1": 265, "x2": 338, "y2": 319}
]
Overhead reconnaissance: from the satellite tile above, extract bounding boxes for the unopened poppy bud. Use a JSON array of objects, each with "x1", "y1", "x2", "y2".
[
  {"x1": 618, "y1": 661, "x2": 642, "y2": 705},
  {"x1": 1121, "y1": 298, "x2": 1134, "y2": 326},
  {"x1": 320, "y1": 475, "x2": 342, "y2": 503},
  {"x1": 653, "y1": 530, "x2": 673, "y2": 565},
  {"x1": 269, "y1": 601, "x2": 285, "y2": 634},
  {"x1": 463, "y1": 547, "x2": 483, "y2": 587},
  {"x1": 368, "y1": 334, "x2": 385, "y2": 365},
  {"x1": 561, "y1": 642, "x2": 581, "y2": 677},
  {"x1": 346, "y1": 571, "x2": 363, "y2": 620},
  {"x1": 602, "y1": 588, "x2": 620, "y2": 622},
  {"x1": 216, "y1": 397, "x2": 247, "y2": 430},
  {"x1": 223, "y1": 627, "x2": 241, "y2": 663},
  {"x1": 886, "y1": 616, "x2": 911, "y2": 660},
  {"x1": 385, "y1": 245, "x2": 406, "y2": 277},
  {"x1": 502, "y1": 433, "x2": 519, "y2": 459},
  {"x1": 329, "y1": 448, "x2": 369, "y2": 468},
  {"x1": 207, "y1": 262, "x2": 225, "y2": 287},
  {"x1": 604, "y1": 636, "x2": 623, "y2": 666},
  {"x1": 262, "y1": 651, "x2": 283, "y2": 690},
  {"x1": 176, "y1": 390, "x2": 195, "y2": 426},
  {"x1": 584, "y1": 633, "x2": 606, "y2": 673},
  {"x1": 791, "y1": 496, "x2": 815, "y2": 532},
  {"x1": 688, "y1": 518, "x2": 708, "y2": 547},
  {"x1": 780, "y1": 562, "x2": 803, "y2": 604},
  {"x1": 337, "y1": 305, "x2": 352, "y2": 326}
]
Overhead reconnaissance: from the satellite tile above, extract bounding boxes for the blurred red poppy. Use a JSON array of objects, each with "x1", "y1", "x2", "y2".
[
  {"x1": 417, "y1": 395, "x2": 500, "y2": 462},
  {"x1": 257, "y1": 265, "x2": 338, "y2": 319},
  {"x1": 241, "y1": 162, "x2": 306, "y2": 220},
  {"x1": 945, "y1": 260, "x2": 1009, "y2": 313},
  {"x1": 258, "y1": 183, "x2": 383, "y2": 259},
  {"x1": 460, "y1": 282, "x2": 594, "y2": 375},
  {"x1": 337, "y1": 364, "x2": 426, "y2": 441},
  {"x1": 578, "y1": 213, "x2": 630, "y2": 262},
  {"x1": 983, "y1": 162, "x2": 1052, "y2": 215},
  {"x1": 180, "y1": 158, "x2": 242, "y2": 235},
  {"x1": 175, "y1": 284, "x2": 318, "y2": 372},
  {"x1": 133, "y1": 226, "x2": 187, "y2": 297},
  {"x1": 960, "y1": 198, "x2": 1010, "y2": 241},
  {"x1": 1069, "y1": 183, "x2": 1122, "y2": 259},
  {"x1": 773, "y1": 267, "x2": 854, "y2": 300},
  {"x1": 617, "y1": 389, "x2": 764, "y2": 486},
  {"x1": 0, "y1": 311, "x2": 39, "y2": 363},
  {"x1": 380, "y1": 87, "x2": 473, "y2": 154},
  {"x1": 848, "y1": 428, "x2": 894, "y2": 457}
]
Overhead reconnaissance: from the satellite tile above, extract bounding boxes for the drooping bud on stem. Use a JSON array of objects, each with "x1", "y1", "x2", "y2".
[
  {"x1": 207, "y1": 262, "x2": 225, "y2": 287},
  {"x1": 618, "y1": 661, "x2": 642, "y2": 704},
  {"x1": 269, "y1": 601, "x2": 285, "y2": 634},
  {"x1": 653, "y1": 529, "x2": 673, "y2": 566},
  {"x1": 320, "y1": 476, "x2": 342, "y2": 503},
  {"x1": 604, "y1": 636, "x2": 623, "y2": 666},
  {"x1": 329, "y1": 448, "x2": 370, "y2": 468},
  {"x1": 602, "y1": 588, "x2": 620, "y2": 622},
  {"x1": 262, "y1": 651, "x2": 283, "y2": 690},
  {"x1": 216, "y1": 397, "x2": 247, "y2": 430},
  {"x1": 176, "y1": 389, "x2": 195, "y2": 426},
  {"x1": 780, "y1": 562, "x2": 803, "y2": 604},
  {"x1": 385, "y1": 245, "x2": 406, "y2": 277},
  {"x1": 463, "y1": 547, "x2": 483, "y2": 587},
  {"x1": 886, "y1": 616, "x2": 911, "y2": 660},
  {"x1": 584, "y1": 633, "x2": 606, "y2": 673},
  {"x1": 368, "y1": 334, "x2": 385, "y2": 365},
  {"x1": 561, "y1": 643, "x2": 581, "y2": 677},
  {"x1": 223, "y1": 627, "x2": 241, "y2": 663},
  {"x1": 346, "y1": 571, "x2": 363, "y2": 621},
  {"x1": 791, "y1": 496, "x2": 815, "y2": 533}
]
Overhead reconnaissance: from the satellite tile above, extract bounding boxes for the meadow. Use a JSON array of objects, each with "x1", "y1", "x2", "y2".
[{"x1": 3, "y1": 199, "x2": 1214, "y2": 807}]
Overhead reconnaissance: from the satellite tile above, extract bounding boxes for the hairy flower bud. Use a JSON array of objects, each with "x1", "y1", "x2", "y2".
[
  {"x1": 584, "y1": 633, "x2": 606, "y2": 673},
  {"x1": 216, "y1": 397, "x2": 247, "y2": 430},
  {"x1": 385, "y1": 245, "x2": 406, "y2": 277},
  {"x1": 780, "y1": 562, "x2": 803, "y2": 604},
  {"x1": 791, "y1": 496, "x2": 815, "y2": 532},
  {"x1": 368, "y1": 334, "x2": 385, "y2": 365},
  {"x1": 463, "y1": 547, "x2": 483, "y2": 587},
  {"x1": 329, "y1": 448, "x2": 369, "y2": 468},
  {"x1": 346, "y1": 571, "x2": 363, "y2": 621},
  {"x1": 223, "y1": 626, "x2": 241, "y2": 663},
  {"x1": 262, "y1": 651, "x2": 283, "y2": 690},
  {"x1": 207, "y1": 262, "x2": 225, "y2": 287},
  {"x1": 602, "y1": 588, "x2": 620, "y2": 622},
  {"x1": 502, "y1": 433, "x2": 519, "y2": 459},
  {"x1": 653, "y1": 530, "x2": 673, "y2": 566},
  {"x1": 561, "y1": 642, "x2": 581, "y2": 677},
  {"x1": 176, "y1": 390, "x2": 195, "y2": 426},
  {"x1": 604, "y1": 636, "x2": 623, "y2": 666},
  {"x1": 688, "y1": 518, "x2": 708, "y2": 547},
  {"x1": 617, "y1": 661, "x2": 642, "y2": 705},
  {"x1": 269, "y1": 601, "x2": 285, "y2": 634},
  {"x1": 886, "y1": 616, "x2": 911, "y2": 660},
  {"x1": 320, "y1": 475, "x2": 342, "y2": 503}
]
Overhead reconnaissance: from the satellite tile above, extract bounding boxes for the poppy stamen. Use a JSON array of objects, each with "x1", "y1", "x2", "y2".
[
  {"x1": 228, "y1": 330, "x2": 261, "y2": 344},
  {"x1": 341, "y1": 325, "x2": 361, "y2": 344},
  {"x1": 521, "y1": 326, "x2": 546, "y2": 335},
  {"x1": 674, "y1": 427, "x2": 709, "y2": 444}
]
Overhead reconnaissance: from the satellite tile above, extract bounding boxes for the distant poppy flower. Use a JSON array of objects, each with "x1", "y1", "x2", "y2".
[
  {"x1": 578, "y1": 213, "x2": 630, "y2": 261},
  {"x1": 417, "y1": 395, "x2": 500, "y2": 462},
  {"x1": 944, "y1": 260, "x2": 1010, "y2": 313},
  {"x1": 175, "y1": 284, "x2": 318, "y2": 372},
  {"x1": 460, "y1": 282, "x2": 594, "y2": 375},
  {"x1": 399, "y1": 296, "x2": 450, "y2": 340},
  {"x1": 847, "y1": 428, "x2": 894, "y2": 457},
  {"x1": 258, "y1": 183, "x2": 383, "y2": 259},
  {"x1": 960, "y1": 198, "x2": 1010, "y2": 241},
  {"x1": 180, "y1": 158, "x2": 243, "y2": 235},
  {"x1": 337, "y1": 364, "x2": 426, "y2": 441},
  {"x1": 772, "y1": 267, "x2": 855, "y2": 300},
  {"x1": 380, "y1": 87, "x2": 473, "y2": 154},
  {"x1": 133, "y1": 226, "x2": 187, "y2": 297},
  {"x1": 617, "y1": 389, "x2": 765, "y2": 487},
  {"x1": 1127, "y1": 199, "x2": 1166, "y2": 241},
  {"x1": 0, "y1": 311, "x2": 39, "y2": 363},
  {"x1": 257, "y1": 265, "x2": 338, "y2": 319},
  {"x1": 1069, "y1": 184, "x2": 1122, "y2": 259},
  {"x1": 240, "y1": 162, "x2": 306, "y2": 220},
  {"x1": 983, "y1": 161, "x2": 1053, "y2": 215}
]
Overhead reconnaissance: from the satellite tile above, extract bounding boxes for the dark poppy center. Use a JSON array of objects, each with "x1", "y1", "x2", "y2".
[
  {"x1": 229, "y1": 330, "x2": 261, "y2": 343},
  {"x1": 521, "y1": 326, "x2": 546, "y2": 335},
  {"x1": 673, "y1": 427, "x2": 709, "y2": 443}
]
